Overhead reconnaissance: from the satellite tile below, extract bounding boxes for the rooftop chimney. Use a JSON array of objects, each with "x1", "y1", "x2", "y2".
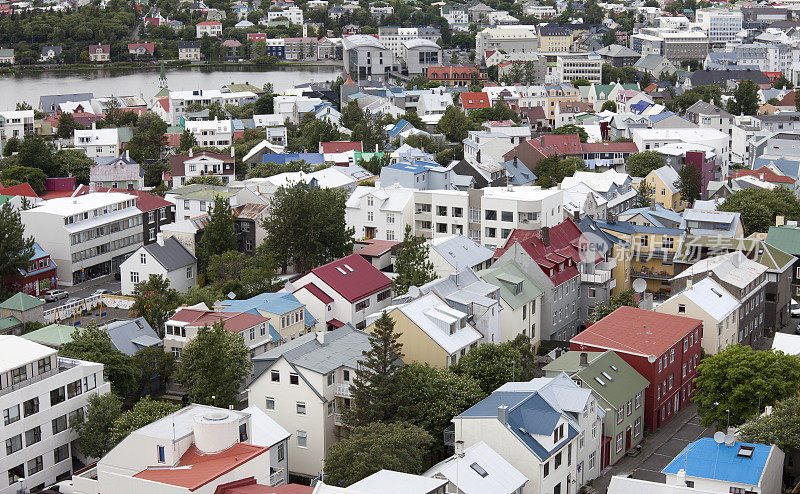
[
  {"x1": 776, "y1": 215, "x2": 785, "y2": 227},
  {"x1": 541, "y1": 226, "x2": 550, "y2": 246},
  {"x1": 189, "y1": 148, "x2": 194, "y2": 157},
  {"x1": 579, "y1": 352, "x2": 589, "y2": 367},
  {"x1": 573, "y1": 210, "x2": 580, "y2": 222},
  {"x1": 156, "y1": 232, "x2": 164, "y2": 246},
  {"x1": 89, "y1": 182, "x2": 96, "y2": 193},
  {"x1": 676, "y1": 469, "x2": 687, "y2": 487},
  {"x1": 497, "y1": 405, "x2": 508, "y2": 425},
  {"x1": 650, "y1": 198, "x2": 656, "y2": 211},
  {"x1": 316, "y1": 330, "x2": 325, "y2": 345},
  {"x1": 607, "y1": 212, "x2": 616, "y2": 224}
]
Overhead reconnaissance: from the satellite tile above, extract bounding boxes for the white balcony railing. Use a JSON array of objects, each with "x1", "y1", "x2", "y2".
[
  {"x1": 335, "y1": 383, "x2": 352, "y2": 398},
  {"x1": 333, "y1": 413, "x2": 344, "y2": 426},
  {"x1": 270, "y1": 468, "x2": 285, "y2": 487},
  {"x1": 580, "y1": 269, "x2": 612, "y2": 284}
]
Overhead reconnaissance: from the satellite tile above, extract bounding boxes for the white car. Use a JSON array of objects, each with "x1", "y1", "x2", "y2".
[{"x1": 791, "y1": 299, "x2": 800, "y2": 317}]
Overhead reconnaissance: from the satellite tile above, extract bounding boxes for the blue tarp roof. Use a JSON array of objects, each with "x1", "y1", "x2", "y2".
[
  {"x1": 219, "y1": 292, "x2": 304, "y2": 316},
  {"x1": 662, "y1": 438, "x2": 773, "y2": 486},
  {"x1": 386, "y1": 160, "x2": 443, "y2": 173},
  {"x1": 262, "y1": 153, "x2": 325, "y2": 165}
]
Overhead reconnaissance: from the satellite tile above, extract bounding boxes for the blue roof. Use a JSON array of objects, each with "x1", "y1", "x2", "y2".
[
  {"x1": 662, "y1": 438, "x2": 773, "y2": 486},
  {"x1": 268, "y1": 323, "x2": 282, "y2": 343},
  {"x1": 649, "y1": 111, "x2": 677, "y2": 123},
  {"x1": 753, "y1": 156, "x2": 800, "y2": 179},
  {"x1": 388, "y1": 119, "x2": 412, "y2": 137},
  {"x1": 595, "y1": 219, "x2": 684, "y2": 236},
  {"x1": 620, "y1": 204, "x2": 684, "y2": 227},
  {"x1": 263, "y1": 153, "x2": 325, "y2": 165},
  {"x1": 631, "y1": 100, "x2": 652, "y2": 114},
  {"x1": 20, "y1": 242, "x2": 57, "y2": 277},
  {"x1": 304, "y1": 308, "x2": 317, "y2": 328},
  {"x1": 386, "y1": 160, "x2": 443, "y2": 173},
  {"x1": 457, "y1": 391, "x2": 529, "y2": 418},
  {"x1": 218, "y1": 292, "x2": 303, "y2": 316}
]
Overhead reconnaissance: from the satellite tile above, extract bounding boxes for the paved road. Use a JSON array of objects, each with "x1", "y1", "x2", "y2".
[{"x1": 42, "y1": 275, "x2": 121, "y2": 311}]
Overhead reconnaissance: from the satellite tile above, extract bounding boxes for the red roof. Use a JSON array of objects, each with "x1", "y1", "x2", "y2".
[
  {"x1": 134, "y1": 443, "x2": 268, "y2": 491},
  {"x1": 157, "y1": 97, "x2": 170, "y2": 112},
  {"x1": 320, "y1": 141, "x2": 363, "y2": 154},
  {"x1": 128, "y1": 42, "x2": 155, "y2": 53},
  {"x1": 531, "y1": 134, "x2": 583, "y2": 156},
  {"x1": 215, "y1": 478, "x2": 313, "y2": 494},
  {"x1": 729, "y1": 166, "x2": 795, "y2": 184},
  {"x1": 780, "y1": 91, "x2": 795, "y2": 106},
  {"x1": 571, "y1": 306, "x2": 702, "y2": 358},
  {"x1": 355, "y1": 239, "x2": 400, "y2": 257},
  {"x1": 168, "y1": 308, "x2": 268, "y2": 333},
  {"x1": 460, "y1": 92, "x2": 490, "y2": 109},
  {"x1": 493, "y1": 218, "x2": 598, "y2": 286},
  {"x1": 0, "y1": 183, "x2": 39, "y2": 198},
  {"x1": 295, "y1": 283, "x2": 334, "y2": 304},
  {"x1": 89, "y1": 44, "x2": 110, "y2": 53},
  {"x1": 305, "y1": 253, "x2": 391, "y2": 303},
  {"x1": 327, "y1": 318, "x2": 345, "y2": 328},
  {"x1": 580, "y1": 142, "x2": 639, "y2": 153},
  {"x1": 197, "y1": 20, "x2": 222, "y2": 25}
]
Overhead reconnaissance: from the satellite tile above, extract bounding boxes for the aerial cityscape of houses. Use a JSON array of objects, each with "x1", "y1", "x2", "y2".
[{"x1": 2, "y1": 0, "x2": 800, "y2": 492}]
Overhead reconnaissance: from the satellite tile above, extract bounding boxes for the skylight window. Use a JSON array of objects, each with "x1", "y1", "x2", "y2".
[
  {"x1": 610, "y1": 365, "x2": 618, "y2": 372},
  {"x1": 343, "y1": 264, "x2": 354, "y2": 272},
  {"x1": 601, "y1": 372, "x2": 613, "y2": 381},
  {"x1": 470, "y1": 462, "x2": 488, "y2": 478},
  {"x1": 737, "y1": 445, "x2": 755, "y2": 458},
  {"x1": 336, "y1": 267, "x2": 347, "y2": 275},
  {"x1": 594, "y1": 376, "x2": 606, "y2": 386}
]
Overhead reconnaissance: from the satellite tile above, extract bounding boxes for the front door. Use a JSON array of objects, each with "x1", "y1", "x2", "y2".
[{"x1": 625, "y1": 426, "x2": 632, "y2": 451}]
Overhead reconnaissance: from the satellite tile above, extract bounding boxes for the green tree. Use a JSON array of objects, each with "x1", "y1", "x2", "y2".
[
  {"x1": 470, "y1": 103, "x2": 521, "y2": 124},
  {"x1": 132, "y1": 274, "x2": 183, "y2": 339},
  {"x1": 437, "y1": 106, "x2": 474, "y2": 142},
  {"x1": 262, "y1": 182, "x2": 354, "y2": 272},
  {"x1": 600, "y1": 100, "x2": 617, "y2": 112},
  {"x1": 347, "y1": 311, "x2": 405, "y2": 426},
  {"x1": 179, "y1": 129, "x2": 197, "y2": 151},
  {"x1": 183, "y1": 284, "x2": 224, "y2": 308},
  {"x1": 452, "y1": 342, "x2": 523, "y2": 394},
  {"x1": 634, "y1": 180, "x2": 653, "y2": 208},
  {"x1": 727, "y1": 80, "x2": 760, "y2": 116},
  {"x1": 196, "y1": 195, "x2": 238, "y2": 270},
  {"x1": 602, "y1": 29, "x2": 617, "y2": 46},
  {"x1": 17, "y1": 134, "x2": 56, "y2": 176},
  {"x1": 132, "y1": 346, "x2": 176, "y2": 391},
  {"x1": 53, "y1": 150, "x2": 93, "y2": 185},
  {"x1": 740, "y1": 395, "x2": 800, "y2": 455},
  {"x1": 590, "y1": 289, "x2": 638, "y2": 322},
  {"x1": 534, "y1": 155, "x2": 586, "y2": 188},
  {"x1": 254, "y1": 93, "x2": 275, "y2": 115},
  {"x1": 400, "y1": 110, "x2": 424, "y2": 130},
  {"x1": 324, "y1": 422, "x2": 433, "y2": 487},
  {"x1": 340, "y1": 100, "x2": 364, "y2": 130},
  {"x1": 126, "y1": 112, "x2": 168, "y2": 162},
  {"x1": 185, "y1": 176, "x2": 224, "y2": 186},
  {"x1": 773, "y1": 74, "x2": 793, "y2": 89},
  {"x1": 626, "y1": 151, "x2": 666, "y2": 177},
  {"x1": 0, "y1": 202, "x2": 34, "y2": 295},
  {"x1": 393, "y1": 225, "x2": 435, "y2": 296},
  {"x1": 175, "y1": 321, "x2": 253, "y2": 407},
  {"x1": 0, "y1": 165, "x2": 47, "y2": 193},
  {"x1": 57, "y1": 112, "x2": 79, "y2": 139},
  {"x1": 60, "y1": 323, "x2": 141, "y2": 396},
  {"x1": 694, "y1": 346, "x2": 800, "y2": 429},
  {"x1": 109, "y1": 397, "x2": 181, "y2": 444},
  {"x1": 75, "y1": 392, "x2": 123, "y2": 459},
  {"x1": 675, "y1": 163, "x2": 702, "y2": 206},
  {"x1": 3, "y1": 136, "x2": 20, "y2": 156},
  {"x1": 552, "y1": 124, "x2": 588, "y2": 142},
  {"x1": 718, "y1": 187, "x2": 800, "y2": 234},
  {"x1": 206, "y1": 248, "x2": 281, "y2": 298}
]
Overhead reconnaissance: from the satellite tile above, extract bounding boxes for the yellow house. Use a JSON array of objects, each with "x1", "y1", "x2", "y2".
[
  {"x1": 538, "y1": 25, "x2": 573, "y2": 52},
  {"x1": 365, "y1": 292, "x2": 482, "y2": 368},
  {"x1": 644, "y1": 165, "x2": 686, "y2": 211},
  {"x1": 545, "y1": 83, "x2": 581, "y2": 123}
]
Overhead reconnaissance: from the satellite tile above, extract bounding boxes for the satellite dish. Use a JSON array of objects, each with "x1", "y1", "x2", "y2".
[
  {"x1": 714, "y1": 431, "x2": 725, "y2": 444},
  {"x1": 227, "y1": 291, "x2": 236, "y2": 300},
  {"x1": 632, "y1": 278, "x2": 647, "y2": 293},
  {"x1": 408, "y1": 286, "x2": 421, "y2": 299},
  {"x1": 724, "y1": 434, "x2": 735, "y2": 446},
  {"x1": 647, "y1": 355, "x2": 657, "y2": 363}
]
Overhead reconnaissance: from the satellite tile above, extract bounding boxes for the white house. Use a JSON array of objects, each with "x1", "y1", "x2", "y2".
[
  {"x1": 0, "y1": 336, "x2": 110, "y2": 494},
  {"x1": 120, "y1": 235, "x2": 197, "y2": 295},
  {"x1": 163, "y1": 306, "x2": 270, "y2": 360},
  {"x1": 68, "y1": 404, "x2": 291, "y2": 494},
  {"x1": 246, "y1": 326, "x2": 372, "y2": 479},
  {"x1": 424, "y1": 441, "x2": 528, "y2": 494},
  {"x1": 346, "y1": 184, "x2": 416, "y2": 242},
  {"x1": 196, "y1": 21, "x2": 223, "y2": 37},
  {"x1": 73, "y1": 127, "x2": 120, "y2": 158},
  {"x1": 429, "y1": 235, "x2": 495, "y2": 278}
]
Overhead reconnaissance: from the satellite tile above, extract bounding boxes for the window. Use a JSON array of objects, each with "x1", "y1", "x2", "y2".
[
  {"x1": 567, "y1": 443, "x2": 572, "y2": 466},
  {"x1": 635, "y1": 392, "x2": 642, "y2": 409},
  {"x1": 355, "y1": 299, "x2": 370, "y2": 311},
  {"x1": 67, "y1": 379, "x2": 82, "y2": 399},
  {"x1": 4, "y1": 405, "x2": 20, "y2": 425},
  {"x1": 11, "y1": 366, "x2": 26, "y2": 384},
  {"x1": 276, "y1": 443, "x2": 285, "y2": 462},
  {"x1": 634, "y1": 417, "x2": 642, "y2": 437},
  {"x1": 543, "y1": 461, "x2": 549, "y2": 477},
  {"x1": 290, "y1": 373, "x2": 299, "y2": 385},
  {"x1": 54, "y1": 444, "x2": 69, "y2": 464},
  {"x1": 25, "y1": 426, "x2": 41, "y2": 446},
  {"x1": 23, "y1": 397, "x2": 39, "y2": 417},
  {"x1": 297, "y1": 430, "x2": 307, "y2": 447},
  {"x1": 271, "y1": 370, "x2": 280, "y2": 382},
  {"x1": 131, "y1": 271, "x2": 139, "y2": 284},
  {"x1": 239, "y1": 423, "x2": 248, "y2": 441},
  {"x1": 157, "y1": 445, "x2": 166, "y2": 463},
  {"x1": 554, "y1": 483, "x2": 561, "y2": 494},
  {"x1": 84, "y1": 373, "x2": 96, "y2": 391},
  {"x1": 485, "y1": 209, "x2": 497, "y2": 220},
  {"x1": 617, "y1": 408, "x2": 624, "y2": 424},
  {"x1": 187, "y1": 266, "x2": 193, "y2": 279},
  {"x1": 265, "y1": 397, "x2": 275, "y2": 410},
  {"x1": 501, "y1": 211, "x2": 513, "y2": 222},
  {"x1": 327, "y1": 401, "x2": 336, "y2": 415},
  {"x1": 626, "y1": 400, "x2": 632, "y2": 416},
  {"x1": 485, "y1": 227, "x2": 496, "y2": 238},
  {"x1": 670, "y1": 348, "x2": 675, "y2": 363},
  {"x1": 296, "y1": 402, "x2": 306, "y2": 415},
  {"x1": 678, "y1": 303, "x2": 685, "y2": 313},
  {"x1": 343, "y1": 370, "x2": 350, "y2": 381},
  {"x1": 554, "y1": 452, "x2": 562, "y2": 469},
  {"x1": 37, "y1": 357, "x2": 51, "y2": 374},
  {"x1": 27, "y1": 456, "x2": 43, "y2": 475},
  {"x1": 327, "y1": 373, "x2": 335, "y2": 386},
  {"x1": 616, "y1": 433, "x2": 623, "y2": 453},
  {"x1": 52, "y1": 415, "x2": 67, "y2": 434},
  {"x1": 5, "y1": 435, "x2": 22, "y2": 455},
  {"x1": 140, "y1": 253, "x2": 147, "y2": 263}
]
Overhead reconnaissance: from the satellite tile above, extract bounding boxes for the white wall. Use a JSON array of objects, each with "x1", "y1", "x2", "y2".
[{"x1": 120, "y1": 247, "x2": 197, "y2": 295}]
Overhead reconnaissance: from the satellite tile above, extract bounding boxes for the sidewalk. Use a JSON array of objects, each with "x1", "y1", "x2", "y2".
[{"x1": 588, "y1": 404, "x2": 703, "y2": 493}]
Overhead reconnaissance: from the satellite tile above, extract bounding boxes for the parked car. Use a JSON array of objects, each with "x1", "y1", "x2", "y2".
[
  {"x1": 92, "y1": 289, "x2": 113, "y2": 296},
  {"x1": 791, "y1": 299, "x2": 800, "y2": 317},
  {"x1": 44, "y1": 289, "x2": 69, "y2": 302}
]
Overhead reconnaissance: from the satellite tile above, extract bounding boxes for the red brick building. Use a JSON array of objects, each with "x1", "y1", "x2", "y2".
[
  {"x1": 426, "y1": 66, "x2": 487, "y2": 87},
  {"x1": 570, "y1": 306, "x2": 702, "y2": 430}
]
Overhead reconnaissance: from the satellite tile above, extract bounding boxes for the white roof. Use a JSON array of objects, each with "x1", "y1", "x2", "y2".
[
  {"x1": 186, "y1": 119, "x2": 232, "y2": 133},
  {"x1": 496, "y1": 373, "x2": 593, "y2": 414},
  {"x1": 349, "y1": 470, "x2": 447, "y2": 494},
  {"x1": 772, "y1": 332, "x2": 800, "y2": 356},
  {"x1": 560, "y1": 169, "x2": 630, "y2": 194},
  {"x1": 402, "y1": 38, "x2": 440, "y2": 50},
  {"x1": 397, "y1": 292, "x2": 482, "y2": 354},
  {"x1": 652, "y1": 165, "x2": 680, "y2": 194},
  {"x1": 657, "y1": 142, "x2": 716, "y2": 158},
  {"x1": 135, "y1": 404, "x2": 250, "y2": 440},
  {"x1": 342, "y1": 34, "x2": 387, "y2": 50},
  {"x1": 608, "y1": 476, "x2": 718, "y2": 494},
  {"x1": 257, "y1": 167, "x2": 354, "y2": 189},
  {"x1": 26, "y1": 192, "x2": 137, "y2": 216},
  {"x1": 0, "y1": 335, "x2": 56, "y2": 373},
  {"x1": 423, "y1": 441, "x2": 527, "y2": 494},
  {"x1": 482, "y1": 185, "x2": 562, "y2": 201},
  {"x1": 631, "y1": 127, "x2": 727, "y2": 142},
  {"x1": 672, "y1": 252, "x2": 767, "y2": 289},
  {"x1": 667, "y1": 277, "x2": 738, "y2": 322},
  {"x1": 242, "y1": 405, "x2": 291, "y2": 446},
  {"x1": 74, "y1": 127, "x2": 119, "y2": 147},
  {"x1": 170, "y1": 89, "x2": 257, "y2": 100},
  {"x1": 345, "y1": 185, "x2": 415, "y2": 212}
]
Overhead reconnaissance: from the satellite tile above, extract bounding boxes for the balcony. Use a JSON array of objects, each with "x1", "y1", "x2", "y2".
[
  {"x1": 335, "y1": 383, "x2": 352, "y2": 398},
  {"x1": 270, "y1": 468, "x2": 285, "y2": 487},
  {"x1": 333, "y1": 413, "x2": 344, "y2": 426},
  {"x1": 631, "y1": 268, "x2": 672, "y2": 280},
  {"x1": 581, "y1": 269, "x2": 611, "y2": 285}
]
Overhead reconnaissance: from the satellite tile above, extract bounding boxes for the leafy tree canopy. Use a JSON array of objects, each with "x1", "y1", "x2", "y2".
[
  {"x1": 392, "y1": 225, "x2": 436, "y2": 296},
  {"x1": 132, "y1": 274, "x2": 183, "y2": 339},
  {"x1": 552, "y1": 125, "x2": 588, "y2": 142},
  {"x1": 534, "y1": 155, "x2": 586, "y2": 189},
  {"x1": 590, "y1": 289, "x2": 638, "y2": 323},
  {"x1": 0, "y1": 202, "x2": 34, "y2": 295},
  {"x1": 740, "y1": 395, "x2": 800, "y2": 455},
  {"x1": 626, "y1": 151, "x2": 666, "y2": 177},
  {"x1": 718, "y1": 187, "x2": 800, "y2": 234}
]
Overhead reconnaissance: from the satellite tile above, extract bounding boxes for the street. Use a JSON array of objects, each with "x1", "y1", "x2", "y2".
[{"x1": 41, "y1": 274, "x2": 121, "y2": 311}]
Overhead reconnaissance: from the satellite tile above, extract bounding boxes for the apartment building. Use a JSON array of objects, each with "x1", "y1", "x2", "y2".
[
  {"x1": 478, "y1": 187, "x2": 564, "y2": 249},
  {"x1": 661, "y1": 32, "x2": 710, "y2": 63},
  {"x1": 0, "y1": 110, "x2": 34, "y2": 154},
  {"x1": 247, "y1": 326, "x2": 371, "y2": 479},
  {"x1": 537, "y1": 24, "x2": 573, "y2": 52},
  {"x1": 0, "y1": 336, "x2": 110, "y2": 494},
  {"x1": 20, "y1": 193, "x2": 143, "y2": 285},
  {"x1": 73, "y1": 127, "x2": 120, "y2": 158},
  {"x1": 696, "y1": 9, "x2": 743, "y2": 46},
  {"x1": 177, "y1": 41, "x2": 201, "y2": 60},
  {"x1": 196, "y1": 21, "x2": 223, "y2": 37},
  {"x1": 476, "y1": 27, "x2": 539, "y2": 63},
  {"x1": 167, "y1": 89, "x2": 258, "y2": 126},
  {"x1": 378, "y1": 26, "x2": 441, "y2": 58},
  {"x1": 267, "y1": 6, "x2": 303, "y2": 24},
  {"x1": 631, "y1": 127, "x2": 730, "y2": 177},
  {"x1": 342, "y1": 35, "x2": 394, "y2": 81},
  {"x1": 184, "y1": 119, "x2": 233, "y2": 148},
  {"x1": 69, "y1": 404, "x2": 289, "y2": 493}
]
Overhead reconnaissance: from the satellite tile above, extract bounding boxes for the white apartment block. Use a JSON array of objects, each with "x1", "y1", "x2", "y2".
[
  {"x1": 631, "y1": 127, "x2": 729, "y2": 177},
  {"x1": 168, "y1": 89, "x2": 258, "y2": 126},
  {"x1": 523, "y1": 4, "x2": 557, "y2": 18},
  {"x1": 378, "y1": 27, "x2": 441, "y2": 58},
  {"x1": 20, "y1": 193, "x2": 143, "y2": 286},
  {"x1": 476, "y1": 27, "x2": 539, "y2": 63},
  {"x1": 696, "y1": 9, "x2": 743, "y2": 46},
  {"x1": 267, "y1": 6, "x2": 303, "y2": 24},
  {"x1": 0, "y1": 110, "x2": 34, "y2": 153},
  {"x1": 196, "y1": 21, "x2": 222, "y2": 38},
  {"x1": 0, "y1": 336, "x2": 110, "y2": 494},
  {"x1": 553, "y1": 53, "x2": 603, "y2": 84},
  {"x1": 73, "y1": 128, "x2": 120, "y2": 158},
  {"x1": 185, "y1": 119, "x2": 233, "y2": 148}
]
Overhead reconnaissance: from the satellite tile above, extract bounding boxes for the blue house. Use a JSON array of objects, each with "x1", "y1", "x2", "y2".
[{"x1": 218, "y1": 292, "x2": 318, "y2": 345}]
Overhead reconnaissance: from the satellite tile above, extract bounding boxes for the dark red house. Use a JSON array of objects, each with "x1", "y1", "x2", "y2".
[{"x1": 570, "y1": 306, "x2": 702, "y2": 430}]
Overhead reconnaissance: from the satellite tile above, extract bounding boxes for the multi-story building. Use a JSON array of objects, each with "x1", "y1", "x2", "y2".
[
  {"x1": 177, "y1": 41, "x2": 201, "y2": 60},
  {"x1": 342, "y1": 35, "x2": 393, "y2": 81},
  {"x1": 0, "y1": 336, "x2": 110, "y2": 494},
  {"x1": 696, "y1": 9, "x2": 743, "y2": 46},
  {"x1": 401, "y1": 39, "x2": 442, "y2": 75},
  {"x1": 217, "y1": 291, "x2": 317, "y2": 341},
  {"x1": 20, "y1": 193, "x2": 143, "y2": 285},
  {"x1": 552, "y1": 53, "x2": 603, "y2": 84},
  {"x1": 378, "y1": 26, "x2": 441, "y2": 59},
  {"x1": 476, "y1": 27, "x2": 539, "y2": 63},
  {"x1": 631, "y1": 127, "x2": 730, "y2": 177},
  {"x1": 544, "y1": 350, "x2": 649, "y2": 469},
  {"x1": 537, "y1": 24, "x2": 573, "y2": 52},
  {"x1": 73, "y1": 127, "x2": 121, "y2": 158},
  {"x1": 560, "y1": 170, "x2": 635, "y2": 217},
  {"x1": 167, "y1": 89, "x2": 257, "y2": 126},
  {"x1": 266, "y1": 6, "x2": 303, "y2": 24},
  {"x1": 196, "y1": 21, "x2": 223, "y2": 37},
  {"x1": 0, "y1": 110, "x2": 34, "y2": 154},
  {"x1": 452, "y1": 374, "x2": 603, "y2": 494},
  {"x1": 184, "y1": 119, "x2": 233, "y2": 148},
  {"x1": 169, "y1": 149, "x2": 236, "y2": 186},
  {"x1": 661, "y1": 31, "x2": 709, "y2": 63},
  {"x1": 643, "y1": 165, "x2": 684, "y2": 211},
  {"x1": 88, "y1": 44, "x2": 110, "y2": 62},
  {"x1": 478, "y1": 260, "x2": 544, "y2": 345},
  {"x1": 283, "y1": 37, "x2": 317, "y2": 60},
  {"x1": 440, "y1": 4, "x2": 468, "y2": 26},
  {"x1": 570, "y1": 307, "x2": 703, "y2": 430},
  {"x1": 247, "y1": 326, "x2": 372, "y2": 479},
  {"x1": 120, "y1": 235, "x2": 197, "y2": 296},
  {"x1": 89, "y1": 153, "x2": 143, "y2": 190},
  {"x1": 164, "y1": 306, "x2": 270, "y2": 360},
  {"x1": 426, "y1": 66, "x2": 487, "y2": 87}
]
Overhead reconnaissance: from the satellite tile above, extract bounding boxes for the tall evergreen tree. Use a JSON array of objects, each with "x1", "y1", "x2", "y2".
[
  {"x1": 392, "y1": 225, "x2": 435, "y2": 296},
  {"x1": 675, "y1": 163, "x2": 702, "y2": 206},
  {"x1": 346, "y1": 311, "x2": 405, "y2": 426},
  {"x1": 196, "y1": 195, "x2": 238, "y2": 270},
  {"x1": 634, "y1": 180, "x2": 653, "y2": 208},
  {"x1": 0, "y1": 202, "x2": 35, "y2": 296}
]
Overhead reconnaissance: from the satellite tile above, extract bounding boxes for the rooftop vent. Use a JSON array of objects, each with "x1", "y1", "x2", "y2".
[
  {"x1": 737, "y1": 445, "x2": 755, "y2": 458},
  {"x1": 610, "y1": 364, "x2": 618, "y2": 372},
  {"x1": 343, "y1": 264, "x2": 354, "y2": 272},
  {"x1": 470, "y1": 462, "x2": 488, "y2": 478},
  {"x1": 594, "y1": 376, "x2": 606, "y2": 386},
  {"x1": 601, "y1": 371, "x2": 613, "y2": 381}
]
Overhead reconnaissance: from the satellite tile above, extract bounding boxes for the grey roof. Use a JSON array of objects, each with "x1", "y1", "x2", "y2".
[
  {"x1": 143, "y1": 237, "x2": 197, "y2": 271},
  {"x1": 39, "y1": 93, "x2": 94, "y2": 112},
  {"x1": 178, "y1": 41, "x2": 201, "y2": 49},
  {"x1": 100, "y1": 317, "x2": 161, "y2": 356},
  {"x1": 596, "y1": 44, "x2": 639, "y2": 58},
  {"x1": 41, "y1": 45, "x2": 61, "y2": 57},
  {"x1": 634, "y1": 54, "x2": 671, "y2": 71},
  {"x1": 431, "y1": 235, "x2": 494, "y2": 270},
  {"x1": 252, "y1": 325, "x2": 373, "y2": 377},
  {"x1": 686, "y1": 100, "x2": 733, "y2": 119},
  {"x1": 690, "y1": 69, "x2": 770, "y2": 87}
]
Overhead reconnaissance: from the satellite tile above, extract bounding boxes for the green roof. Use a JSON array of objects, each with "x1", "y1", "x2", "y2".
[
  {"x1": 592, "y1": 84, "x2": 615, "y2": 99},
  {"x1": 543, "y1": 350, "x2": 649, "y2": 407},
  {"x1": 0, "y1": 292, "x2": 44, "y2": 311},
  {"x1": 20, "y1": 324, "x2": 76, "y2": 347},
  {"x1": 766, "y1": 225, "x2": 800, "y2": 255},
  {"x1": 478, "y1": 260, "x2": 543, "y2": 310},
  {"x1": 0, "y1": 316, "x2": 21, "y2": 332},
  {"x1": 154, "y1": 87, "x2": 170, "y2": 99}
]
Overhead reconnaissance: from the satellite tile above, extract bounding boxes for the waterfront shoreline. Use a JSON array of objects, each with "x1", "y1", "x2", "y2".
[{"x1": 0, "y1": 60, "x2": 344, "y2": 76}]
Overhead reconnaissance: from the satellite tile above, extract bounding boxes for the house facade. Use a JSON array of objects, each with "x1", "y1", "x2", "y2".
[{"x1": 120, "y1": 236, "x2": 197, "y2": 295}]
